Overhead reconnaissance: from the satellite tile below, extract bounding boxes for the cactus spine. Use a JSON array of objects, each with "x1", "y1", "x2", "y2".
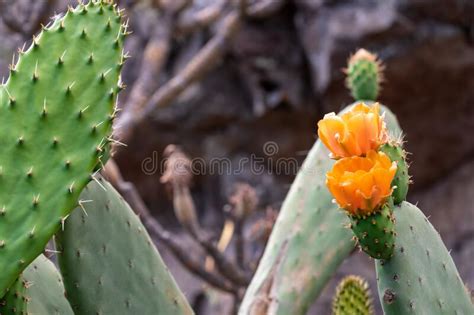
[
  {"x1": 332, "y1": 275, "x2": 374, "y2": 315},
  {"x1": 0, "y1": 1, "x2": 124, "y2": 296},
  {"x1": 56, "y1": 178, "x2": 194, "y2": 315}
]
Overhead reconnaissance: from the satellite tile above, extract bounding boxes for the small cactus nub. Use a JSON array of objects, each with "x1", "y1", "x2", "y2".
[
  {"x1": 345, "y1": 49, "x2": 384, "y2": 101},
  {"x1": 332, "y1": 275, "x2": 374, "y2": 315}
]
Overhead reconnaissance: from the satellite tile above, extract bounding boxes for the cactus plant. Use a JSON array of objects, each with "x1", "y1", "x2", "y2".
[
  {"x1": 56, "y1": 177, "x2": 194, "y2": 315},
  {"x1": 332, "y1": 275, "x2": 374, "y2": 315},
  {"x1": 239, "y1": 103, "x2": 402, "y2": 315},
  {"x1": 376, "y1": 202, "x2": 474, "y2": 315},
  {"x1": 0, "y1": 1, "x2": 124, "y2": 296},
  {"x1": 0, "y1": 255, "x2": 73, "y2": 315}
]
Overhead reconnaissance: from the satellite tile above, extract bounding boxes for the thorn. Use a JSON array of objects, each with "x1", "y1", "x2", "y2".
[
  {"x1": 41, "y1": 99, "x2": 47, "y2": 117},
  {"x1": 60, "y1": 215, "x2": 70, "y2": 231},
  {"x1": 0, "y1": 240, "x2": 5, "y2": 248},
  {"x1": 44, "y1": 248, "x2": 61, "y2": 254},
  {"x1": 58, "y1": 50, "x2": 67, "y2": 65},
  {"x1": 32, "y1": 194, "x2": 40, "y2": 207},
  {"x1": 113, "y1": 38, "x2": 120, "y2": 49},
  {"x1": 81, "y1": 28, "x2": 87, "y2": 38},
  {"x1": 8, "y1": 97, "x2": 16, "y2": 108},
  {"x1": 32, "y1": 35, "x2": 39, "y2": 48},
  {"x1": 29, "y1": 226, "x2": 36, "y2": 237},
  {"x1": 52, "y1": 137, "x2": 59, "y2": 147},
  {"x1": 66, "y1": 81, "x2": 75, "y2": 95},
  {"x1": 32, "y1": 61, "x2": 39, "y2": 81},
  {"x1": 107, "y1": 137, "x2": 127, "y2": 147},
  {"x1": 78, "y1": 199, "x2": 92, "y2": 216},
  {"x1": 0, "y1": 206, "x2": 6, "y2": 216},
  {"x1": 59, "y1": 20, "x2": 65, "y2": 31},
  {"x1": 87, "y1": 53, "x2": 94, "y2": 64},
  {"x1": 65, "y1": 160, "x2": 71, "y2": 169},
  {"x1": 27, "y1": 167, "x2": 33, "y2": 178},
  {"x1": 19, "y1": 42, "x2": 27, "y2": 55},
  {"x1": 68, "y1": 182, "x2": 75, "y2": 194},
  {"x1": 91, "y1": 172, "x2": 106, "y2": 191},
  {"x1": 17, "y1": 136, "x2": 24, "y2": 146},
  {"x1": 106, "y1": 18, "x2": 112, "y2": 30}
]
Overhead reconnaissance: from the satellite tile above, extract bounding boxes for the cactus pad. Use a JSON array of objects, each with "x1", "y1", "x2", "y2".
[
  {"x1": 56, "y1": 178, "x2": 194, "y2": 315},
  {"x1": 379, "y1": 143, "x2": 409, "y2": 204},
  {"x1": 376, "y1": 202, "x2": 474, "y2": 314},
  {"x1": 349, "y1": 203, "x2": 396, "y2": 260},
  {"x1": 0, "y1": 255, "x2": 73, "y2": 315},
  {"x1": 346, "y1": 49, "x2": 383, "y2": 101},
  {"x1": 0, "y1": 1, "x2": 124, "y2": 296},
  {"x1": 332, "y1": 275, "x2": 374, "y2": 315}
]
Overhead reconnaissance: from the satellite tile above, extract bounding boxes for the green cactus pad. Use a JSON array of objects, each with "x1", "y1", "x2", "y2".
[
  {"x1": 379, "y1": 143, "x2": 409, "y2": 204},
  {"x1": 0, "y1": 276, "x2": 27, "y2": 315},
  {"x1": 349, "y1": 203, "x2": 396, "y2": 260},
  {"x1": 346, "y1": 49, "x2": 382, "y2": 101},
  {"x1": 239, "y1": 103, "x2": 402, "y2": 315},
  {"x1": 56, "y1": 178, "x2": 194, "y2": 315},
  {"x1": 376, "y1": 202, "x2": 474, "y2": 315},
  {"x1": 0, "y1": 255, "x2": 74, "y2": 315},
  {"x1": 0, "y1": 1, "x2": 124, "y2": 296},
  {"x1": 332, "y1": 275, "x2": 374, "y2": 315}
]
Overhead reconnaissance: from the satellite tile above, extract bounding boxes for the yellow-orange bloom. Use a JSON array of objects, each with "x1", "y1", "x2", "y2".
[
  {"x1": 317, "y1": 102, "x2": 388, "y2": 159},
  {"x1": 326, "y1": 150, "x2": 396, "y2": 216}
]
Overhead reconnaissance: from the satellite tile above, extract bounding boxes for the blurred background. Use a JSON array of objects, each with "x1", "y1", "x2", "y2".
[{"x1": 0, "y1": 0, "x2": 473, "y2": 314}]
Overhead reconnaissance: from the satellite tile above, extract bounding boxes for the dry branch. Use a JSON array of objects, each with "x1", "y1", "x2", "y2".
[{"x1": 102, "y1": 160, "x2": 237, "y2": 293}]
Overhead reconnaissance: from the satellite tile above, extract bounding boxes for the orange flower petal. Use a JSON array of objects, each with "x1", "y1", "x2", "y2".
[
  {"x1": 317, "y1": 102, "x2": 388, "y2": 158},
  {"x1": 326, "y1": 151, "x2": 397, "y2": 216}
]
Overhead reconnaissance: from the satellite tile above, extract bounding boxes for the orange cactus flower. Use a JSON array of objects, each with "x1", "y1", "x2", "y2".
[
  {"x1": 317, "y1": 102, "x2": 388, "y2": 159},
  {"x1": 326, "y1": 150, "x2": 397, "y2": 216}
]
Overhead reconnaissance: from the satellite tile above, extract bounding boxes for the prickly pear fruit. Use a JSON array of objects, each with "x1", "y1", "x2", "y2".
[
  {"x1": 0, "y1": 1, "x2": 124, "y2": 296},
  {"x1": 332, "y1": 275, "x2": 374, "y2": 315},
  {"x1": 379, "y1": 143, "x2": 409, "y2": 204},
  {"x1": 346, "y1": 49, "x2": 383, "y2": 101},
  {"x1": 349, "y1": 202, "x2": 396, "y2": 260}
]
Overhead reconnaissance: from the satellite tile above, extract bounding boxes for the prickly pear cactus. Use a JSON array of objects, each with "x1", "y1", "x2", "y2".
[
  {"x1": 0, "y1": 255, "x2": 73, "y2": 315},
  {"x1": 56, "y1": 178, "x2": 194, "y2": 315},
  {"x1": 0, "y1": 1, "x2": 124, "y2": 296},
  {"x1": 349, "y1": 203, "x2": 396, "y2": 260},
  {"x1": 346, "y1": 49, "x2": 383, "y2": 101},
  {"x1": 332, "y1": 275, "x2": 374, "y2": 315},
  {"x1": 239, "y1": 103, "x2": 402, "y2": 315},
  {"x1": 376, "y1": 202, "x2": 474, "y2": 315},
  {"x1": 379, "y1": 143, "x2": 409, "y2": 204}
]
